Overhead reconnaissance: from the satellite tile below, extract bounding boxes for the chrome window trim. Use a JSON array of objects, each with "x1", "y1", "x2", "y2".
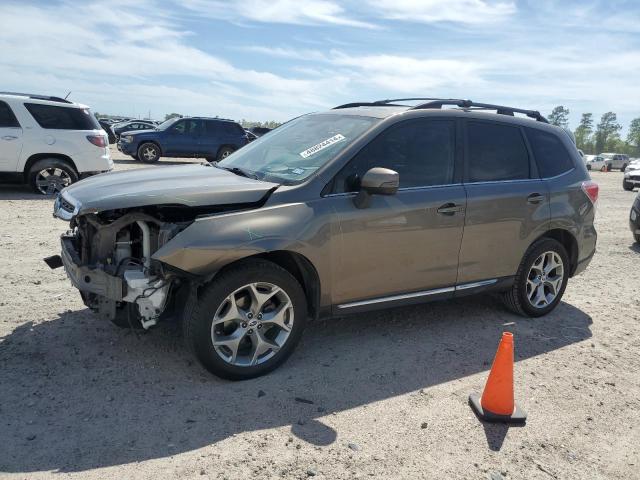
[{"x1": 337, "y1": 278, "x2": 498, "y2": 309}]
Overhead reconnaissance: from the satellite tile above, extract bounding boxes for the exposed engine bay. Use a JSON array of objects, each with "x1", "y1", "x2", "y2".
[{"x1": 60, "y1": 208, "x2": 191, "y2": 328}]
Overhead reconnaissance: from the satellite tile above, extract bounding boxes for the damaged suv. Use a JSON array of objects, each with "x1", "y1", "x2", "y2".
[{"x1": 50, "y1": 99, "x2": 598, "y2": 380}]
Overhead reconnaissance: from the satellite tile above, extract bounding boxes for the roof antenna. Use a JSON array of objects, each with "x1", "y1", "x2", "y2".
[{"x1": 64, "y1": 91, "x2": 71, "y2": 99}]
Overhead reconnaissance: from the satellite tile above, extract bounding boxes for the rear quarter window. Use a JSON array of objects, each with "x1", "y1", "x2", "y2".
[
  {"x1": 525, "y1": 128, "x2": 575, "y2": 178},
  {"x1": 0, "y1": 101, "x2": 20, "y2": 127},
  {"x1": 25, "y1": 103, "x2": 100, "y2": 130}
]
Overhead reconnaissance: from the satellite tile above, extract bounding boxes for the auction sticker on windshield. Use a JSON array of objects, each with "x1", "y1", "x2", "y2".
[{"x1": 299, "y1": 134, "x2": 346, "y2": 159}]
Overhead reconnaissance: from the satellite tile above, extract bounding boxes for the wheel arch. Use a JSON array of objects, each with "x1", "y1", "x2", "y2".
[
  {"x1": 538, "y1": 228, "x2": 579, "y2": 277},
  {"x1": 197, "y1": 250, "x2": 321, "y2": 321},
  {"x1": 216, "y1": 144, "x2": 236, "y2": 157},
  {"x1": 138, "y1": 140, "x2": 163, "y2": 156},
  {"x1": 23, "y1": 153, "x2": 78, "y2": 181}
]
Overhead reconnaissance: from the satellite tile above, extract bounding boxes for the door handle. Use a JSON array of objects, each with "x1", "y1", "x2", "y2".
[
  {"x1": 436, "y1": 203, "x2": 464, "y2": 215},
  {"x1": 527, "y1": 193, "x2": 545, "y2": 204},
  {"x1": 2, "y1": 135, "x2": 18, "y2": 141}
]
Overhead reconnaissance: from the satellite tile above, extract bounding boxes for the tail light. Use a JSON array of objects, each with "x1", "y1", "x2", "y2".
[
  {"x1": 87, "y1": 135, "x2": 107, "y2": 148},
  {"x1": 581, "y1": 180, "x2": 599, "y2": 205}
]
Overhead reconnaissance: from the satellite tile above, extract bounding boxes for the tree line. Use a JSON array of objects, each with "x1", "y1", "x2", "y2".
[{"x1": 548, "y1": 106, "x2": 640, "y2": 156}]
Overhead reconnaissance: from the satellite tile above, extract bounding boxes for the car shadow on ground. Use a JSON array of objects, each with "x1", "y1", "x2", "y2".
[{"x1": 0, "y1": 296, "x2": 592, "y2": 473}]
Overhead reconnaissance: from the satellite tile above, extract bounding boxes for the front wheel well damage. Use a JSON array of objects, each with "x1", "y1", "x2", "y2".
[{"x1": 197, "y1": 251, "x2": 321, "y2": 321}]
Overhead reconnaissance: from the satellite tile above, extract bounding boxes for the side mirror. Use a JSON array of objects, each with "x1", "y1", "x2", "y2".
[{"x1": 353, "y1": 167, "x2": 399, "y2": 209}]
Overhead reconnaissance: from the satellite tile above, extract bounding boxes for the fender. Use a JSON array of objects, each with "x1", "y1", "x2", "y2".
[{"x1": 152, "y1": 201, "x2": 333, "y2": 281}]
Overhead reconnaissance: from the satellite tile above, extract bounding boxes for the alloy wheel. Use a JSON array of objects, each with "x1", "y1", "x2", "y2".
[
  {"x1": 35, "y1": 168, "x2": 72, "y2": 195},
  {"x1": 211, "y1": 282, "x2": 294, "y2": 366},
  {"x1": 142, "y1": 146, "x2": 158, "y2": 161},
  {"x1": 526, "y1": 251, "x2": 564, "y2": 308}
]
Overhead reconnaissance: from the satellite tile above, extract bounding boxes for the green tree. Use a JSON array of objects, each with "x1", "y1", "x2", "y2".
[
  {"x1": 548, "y1": 105, "x2": 570, "y2": 128},
  {"x1": 626, "y1": 118, "x2": 640, "y2": 155},
  {"x1": 574, "y1": 113, "x2": 594, "y2": 153},
  {"x1": 594, "y1": 112, "x2": 622, "y2": 153},
  {"x1": 164, "y1": 112, "x2": 182, "y2": 121}
]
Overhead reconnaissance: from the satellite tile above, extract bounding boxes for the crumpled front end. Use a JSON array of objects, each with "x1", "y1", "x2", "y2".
[{"x1": 52, "y1": 193, "x2": 190, "y2": 329}]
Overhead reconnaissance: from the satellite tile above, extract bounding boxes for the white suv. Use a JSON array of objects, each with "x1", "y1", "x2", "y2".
[{"x1": 0, "y1": 92, "x2": 112, "y2": 194}]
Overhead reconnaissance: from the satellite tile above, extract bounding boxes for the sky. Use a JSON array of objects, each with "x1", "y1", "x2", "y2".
[{"x1": 1, "y1": 0, "x2": 639, "y2": 132}]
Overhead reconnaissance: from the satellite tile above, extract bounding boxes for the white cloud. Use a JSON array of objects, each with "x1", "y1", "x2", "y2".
[
  {"x1": 181, "y1": 0, "x2": 376, "y2": 28},
  {"x1": 0, "y1": 1, "x2": 351, "y2": 120},
  {"x1": 366, "y1": 0, "x2": 516, "y2": 24}
]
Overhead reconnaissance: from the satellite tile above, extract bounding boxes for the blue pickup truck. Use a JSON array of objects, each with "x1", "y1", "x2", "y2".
[{"x1": 117, "y1": 116, "x2": 249, "y2": 163}]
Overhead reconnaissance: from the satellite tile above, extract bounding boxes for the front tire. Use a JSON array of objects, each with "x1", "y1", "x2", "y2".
[
  {"x1": 28, "y1": 158, "x2": 78, "y2": 195},
  {"x1": 623, "y1": 179, "x2": 634, "y2": 191},
  {"x1": 622, "y1": 163, "x2": 628, "y2": 172},
  {"x1": 184, "y1": 260, "x2": 308, "y2": 380},
  {"x1": 502, "y1": 238, "x2": 569, "y2": 317},
  {"x1": 138, "y1": 142, "x2": 160, "y2": 163}
]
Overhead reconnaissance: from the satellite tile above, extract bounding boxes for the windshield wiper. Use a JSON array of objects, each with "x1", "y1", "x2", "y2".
[{"x1": 216, "y1": 165, "x2": 259, "y2": 180}]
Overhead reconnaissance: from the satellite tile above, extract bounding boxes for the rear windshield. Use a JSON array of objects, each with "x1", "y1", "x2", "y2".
[
  {"x1": 25, "y1": 103, "x2": 100, "y2": 130},
  {"x1": 217, "y1": 113, "x2": 380, "y2": 184}
]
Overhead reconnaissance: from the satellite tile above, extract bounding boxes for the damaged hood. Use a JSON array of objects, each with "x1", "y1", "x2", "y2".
[{"x1": 54, "y1": 164, "x2": 278, "y2": 219}]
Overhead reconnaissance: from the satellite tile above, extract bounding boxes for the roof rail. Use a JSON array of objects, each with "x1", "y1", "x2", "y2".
[
  {"x1": 332, "y1": 97, "x2": 548, "y2": 123},
  {"x1": 0, "y1": 92, "x2": 73, "y2": 104},
  {"x1": 410, "y1": 98, "x2": 548, "y2": 123}
]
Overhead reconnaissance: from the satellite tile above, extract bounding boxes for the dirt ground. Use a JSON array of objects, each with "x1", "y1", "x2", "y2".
[{"x1": 1, "y1": 147, "x2": 639, "y2": 479}]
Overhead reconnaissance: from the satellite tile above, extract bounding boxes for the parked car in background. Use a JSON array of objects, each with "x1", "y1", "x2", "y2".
[
  {"x1": 117, "y1": 116, "x2": 248, "y2": 163},
  {"x1": 112, "y1": 120, "x2": 156, "y2": 139},
  {"x1": 623, "y1": 161, "x2": 640, "y2": 191},
  {"x1": 51, "y1": 98, "x2": 597, "y2": 379},
  {"x1": 0, "y1": 92, "x2": 112, "y2": 194},
  {"x1": 600, "y1": 153, "x2": 630, "y2": 171},
  {"x1": 584, "y1": 154, "x2": 607, "y2": 171},
  {"x1": 249, "y1": 126, "x2": 272, "y2": 137},
  {"x1": 245, "y1": 129, "x2": 258, "y2": 142},
  {"x1": 630, "y1": 194, "x2": 640, "y2": 243},
  {"x1": 98, "y1": 120, "x2": 116, "y2": 144}
]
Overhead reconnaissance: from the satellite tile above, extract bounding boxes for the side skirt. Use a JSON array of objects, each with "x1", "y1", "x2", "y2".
[{"x1": 331, "y1": 277, "x2": 514, "y2": 316}]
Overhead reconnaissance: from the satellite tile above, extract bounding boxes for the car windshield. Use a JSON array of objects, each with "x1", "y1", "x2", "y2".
[{"x1": 216, "y1": 113, "x2": 379, "y2": 184}]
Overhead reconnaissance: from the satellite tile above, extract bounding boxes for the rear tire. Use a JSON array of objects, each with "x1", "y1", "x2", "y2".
[
  {"x1": 138, "y1": 142, "x2": 160, "y2": 163},
  {"x1": 622, "y1": 163, "x2": 628, "y2": 172},
  {"x1": 216, "y1": 146, "x2": 235, "y2": 161},
  {"x1": 502, "y1": 238, "x2": 569, "y2": 317},
  {"x1": 28, "y1": 158, "x2": 78, "y2": 195},
  {"x1": 183, "y1": 259, "x2": 308, "y2": 380},
  {"x1": 623, "y1": 179, "x2": 634, "y2": 191}
]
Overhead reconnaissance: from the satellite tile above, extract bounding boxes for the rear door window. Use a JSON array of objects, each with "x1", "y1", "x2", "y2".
[
  {"x1": 525, "y1": 127, "x2": 575, "y2": 178},
  {"x1": 25, "y1": 103, "x2": 100, "y2": 130},
  {"x1": 466, "y1": 121, "x2": 530, "y2": 182},
  {"x1": 333, "y1": 119, "x2": 456, "y2": 193},
  {"x1": 0, "y1": 101, "x2": 20, "y2": 127}
]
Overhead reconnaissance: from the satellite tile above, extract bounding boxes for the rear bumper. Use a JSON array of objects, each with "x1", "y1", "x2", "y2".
[{"x1": 60, "y1": 235, "x2": 123, "y2": 300}]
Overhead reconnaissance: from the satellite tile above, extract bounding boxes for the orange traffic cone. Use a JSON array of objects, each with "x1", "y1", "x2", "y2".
[{"x1": 469, "y1": 332, "x2": 527, "y2": 423}]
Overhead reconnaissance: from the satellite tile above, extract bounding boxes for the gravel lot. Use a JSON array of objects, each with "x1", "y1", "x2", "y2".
[{"x1": 1, "y1": 147, "x2": 639, "y2": 479}]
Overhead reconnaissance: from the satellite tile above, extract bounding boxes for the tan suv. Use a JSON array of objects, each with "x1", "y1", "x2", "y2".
[{"x1": 49, "y1": 98, "x2": 598, "y2": 379}]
